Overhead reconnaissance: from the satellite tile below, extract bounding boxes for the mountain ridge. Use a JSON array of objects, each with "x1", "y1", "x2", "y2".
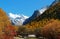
[
  {"x1": 23, "y1": 7, "x2": 47, "y2": 25},
  {"x1": 24, "y1": 2, "x2": 60, "y2": 35}
]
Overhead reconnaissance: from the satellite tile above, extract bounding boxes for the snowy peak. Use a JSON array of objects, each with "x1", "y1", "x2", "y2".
[
  {"x1": 39, "y1": 7, "x2": 47, "y2": 14},
  {"x1": 32, "y1": 7, "x2": 47, "y2": 18},
  {"x1": 9, "y1": 13, "x2": 28, "y2": 19},
  {"x1": 9, "y1": 13, "x2": 29, "y2": 26},
  {"x1": 9, "y1": 13, "x2": 20, "y2": 19}
]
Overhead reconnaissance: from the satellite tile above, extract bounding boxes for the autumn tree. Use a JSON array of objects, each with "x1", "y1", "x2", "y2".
[
  {"x1": 41, "y1": 20, "x2": 60, "y2": 39},
  {"x1": 17, "y1": 26, "x2": 28, "y2": 37}
]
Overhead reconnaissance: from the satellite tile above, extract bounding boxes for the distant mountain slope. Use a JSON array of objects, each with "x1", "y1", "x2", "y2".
[{"x1": 23, "y1": 7, "x2": 47, "y2": 25}]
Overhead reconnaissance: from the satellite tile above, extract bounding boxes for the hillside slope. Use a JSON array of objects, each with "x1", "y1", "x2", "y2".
[
  {"x1": 24, "y1": 2, "x2": 60, "y2": 34},
  {"x1": 0, "y1": 8, "x2": 11, "y2": 33},
  {"x1": 41, "y1": 19, "x2": 60, "y2": 39}
]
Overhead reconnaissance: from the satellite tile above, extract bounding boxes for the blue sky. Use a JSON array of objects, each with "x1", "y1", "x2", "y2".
[{"x1": 0, "y1": 0, "x2": 54, "y2": 16}]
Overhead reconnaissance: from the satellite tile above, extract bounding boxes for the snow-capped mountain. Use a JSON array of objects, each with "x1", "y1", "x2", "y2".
[
  {"x1": 8, "y1": 7, "x2": 48, "y2": 25},
  {"x1": 23, "y1": 7, "x2": 48, "y2": 25},
  {"x1": 9, "y1": 13, "x2": 29, "y2": 26}
]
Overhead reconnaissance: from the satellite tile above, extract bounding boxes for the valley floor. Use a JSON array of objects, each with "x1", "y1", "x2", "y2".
[{"x1": 14, "y1": 37, "x2": 46, "y2": 39}]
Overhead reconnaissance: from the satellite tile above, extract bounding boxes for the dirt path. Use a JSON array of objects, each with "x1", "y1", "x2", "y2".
[{"x1": 14, "y1": 37, "x2": 24, "y2": 39}]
